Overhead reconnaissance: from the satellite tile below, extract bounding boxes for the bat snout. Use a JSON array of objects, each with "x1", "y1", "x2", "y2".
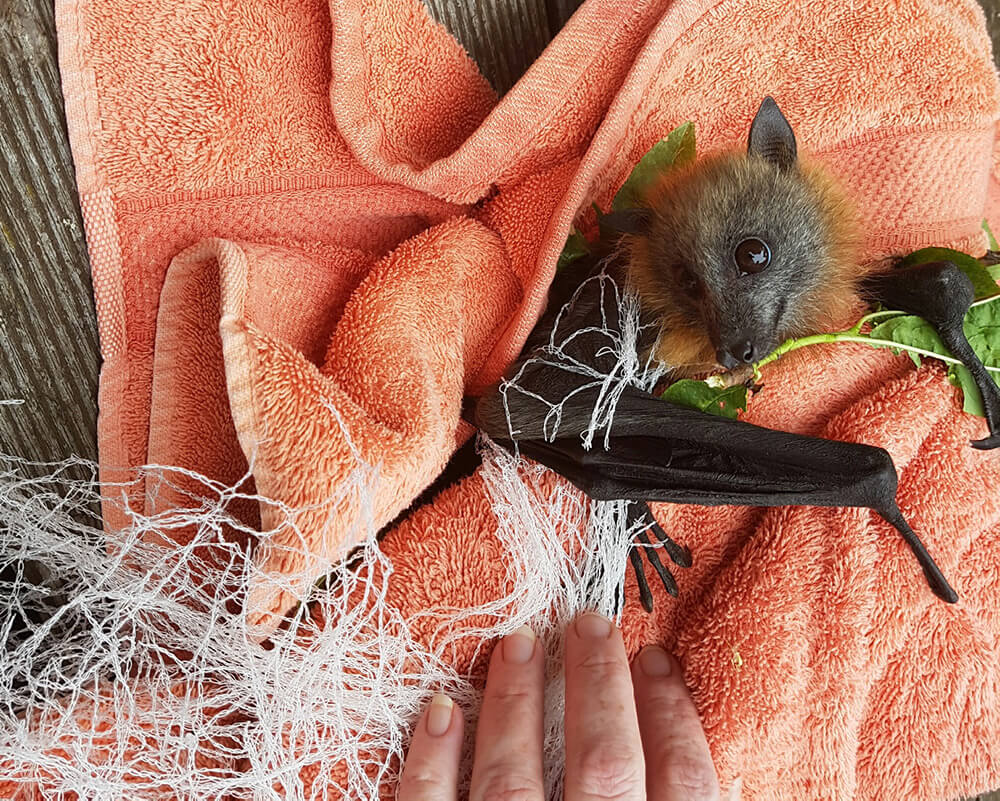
[{"x1": 716, "y1": 338, "x2": 761, "y2": 369}]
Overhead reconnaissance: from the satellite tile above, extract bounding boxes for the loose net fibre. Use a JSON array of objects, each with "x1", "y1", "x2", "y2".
[{"x1": 0, "y1": 275, "x2": 669, "y2": 799}]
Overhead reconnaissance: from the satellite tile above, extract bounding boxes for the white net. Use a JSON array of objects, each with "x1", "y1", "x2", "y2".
[
  {"x1": 0, "y1": 273, "x2": 672, "y2": 800},
  {"x1": 496, "y1": 269, "x2": 667, "y2": 450}
]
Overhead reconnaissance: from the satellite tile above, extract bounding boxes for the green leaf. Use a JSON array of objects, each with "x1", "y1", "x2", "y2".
[
  {"x1": 899, "y1": 246, "x2": 999, "y2": 301},
  {"x1": 988, "y1": 263, "x2": 1000, "y2": 283},
  {"x1": 868, "y1": 315, "x2": 949, "y2": 367},
  {"x1": 948, "y1": 364, "x2": 986, "y2": 417},
  {"x1": 660, "y1": 378, "x2": 747, "y2": 419},
  {"x1": 984, "y1": 219, "x2": 999, "y2": 251},
  {"x1": 865, "y1": 298, "x2": 1000, "y2": 418},
  {"x1": 965, "y1": 298, "x2": 1000, "y2": 371},
  {"x1": 612, "y1": 122, "x2": 696, "y2": 211},
  {"x1": 556, "y1": 228, "x2": 590, "y2": 272},
  {"x1": 951, "y1": 297, "x2": 1000, "y2": 416}
]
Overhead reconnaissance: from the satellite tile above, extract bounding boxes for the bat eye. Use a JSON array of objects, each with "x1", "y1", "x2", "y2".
[{"x1": 734, "y1": 237, "x2": 771, "y2": 275}]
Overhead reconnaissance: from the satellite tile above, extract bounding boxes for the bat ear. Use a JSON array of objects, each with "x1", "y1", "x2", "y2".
[
  {"x1": 747, "y1": 96, "x2": 797, "y2": 171},
  {"x1": 600, "y1": 207, "x2": 653, "y2": 235}
]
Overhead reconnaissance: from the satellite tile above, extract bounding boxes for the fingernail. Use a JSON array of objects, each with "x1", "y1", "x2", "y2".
[
  {"x1": 575, "y1": 612, "x2": 613, "y2": 639},
  {"x1": 426, "y1": 694, "x2": 454, "y2": 737},
  {"x1": 638, "y1": 645, "x2": 673, "y2": 677},
  {"x1": 503, "y1": 625, "x2": 536, "y2": 664}
]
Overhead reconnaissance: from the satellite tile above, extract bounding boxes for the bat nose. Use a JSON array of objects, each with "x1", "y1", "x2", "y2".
[{"x1": 717, "y1": 339, "x2": 759, "y2": 367}]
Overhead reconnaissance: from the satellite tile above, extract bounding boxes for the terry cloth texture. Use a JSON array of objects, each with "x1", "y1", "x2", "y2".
[{"x1": 37, "y1": 0, "x2": 1000, "y2": 797}]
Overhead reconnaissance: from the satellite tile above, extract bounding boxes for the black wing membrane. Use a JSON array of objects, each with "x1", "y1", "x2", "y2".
[
  {"x1": 499, "y1": 385, "x2": 956, "y2": 604},
  {"x1": 474, "y1": 257, "x2": 958, "y2": 605}
]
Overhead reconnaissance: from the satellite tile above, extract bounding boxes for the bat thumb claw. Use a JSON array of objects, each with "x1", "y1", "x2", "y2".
[{"x1": 927, "y1": 572, "x2": 960, "y2": 604}]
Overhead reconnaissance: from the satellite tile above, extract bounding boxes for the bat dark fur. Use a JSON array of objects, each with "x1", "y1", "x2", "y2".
[{"x1": 474, "y1": 96, "x2": 998, "y2": 610}]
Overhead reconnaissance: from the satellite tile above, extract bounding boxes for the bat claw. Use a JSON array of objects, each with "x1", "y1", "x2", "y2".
[
  {"x1": 629, "y1": 547, "x2": 655, "y2": 612},
  {"x1": 641, "y1": 506, "x2": 693, "y2": 568},
  {"x1": 670, "y1": 542, "x2": 694, "y2": 569},
  {"x1": 971, "y1": 433, "x2": 1000, "y2": 451}
]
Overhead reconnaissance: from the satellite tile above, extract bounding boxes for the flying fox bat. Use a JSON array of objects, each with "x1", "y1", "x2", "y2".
[{"x1": 473, "y1": 97, "x2": 1000, "y2": 611}]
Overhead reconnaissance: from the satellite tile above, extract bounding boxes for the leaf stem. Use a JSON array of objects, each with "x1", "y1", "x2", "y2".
[
  {"x1": 754, "y1": 331, "x2": 1000, "y2": 375},
  {"x1": 971, "y1": 290, "x2": 1000, "y2": 308},
  {"x1": 849, "y1": 309, "x2": 904, "y2": 334}
]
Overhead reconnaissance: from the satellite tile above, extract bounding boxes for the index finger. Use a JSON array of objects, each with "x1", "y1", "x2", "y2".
[{"x1": 563, "y1": 613, "x2": 645, "y2": 801}]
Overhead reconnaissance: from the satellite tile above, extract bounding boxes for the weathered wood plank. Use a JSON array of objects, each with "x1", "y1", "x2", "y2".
[
  {"x1": 0, "y1": 0, "x2": 99, "y2": 466},
  {"x1": 423, "y1": 0, "x2": 555, "y2": 95},
  {"x1": 984, "y1": 0, "x2": 1000, "y2": 74},
  {"x1": 546, "y1": 0, "x2": 584, "y2": 32}
]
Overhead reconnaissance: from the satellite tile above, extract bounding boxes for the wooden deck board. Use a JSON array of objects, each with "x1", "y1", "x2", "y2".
[
  {"x1": 424, "y1": 0, "x2": 556, "y2": 96},
  {"x1": 0, "y1": 0, "x2": 98, "y2": 465}
]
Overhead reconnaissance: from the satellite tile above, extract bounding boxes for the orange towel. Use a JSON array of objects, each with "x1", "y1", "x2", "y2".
[{"x1": 25, "y1": 0, "x2": 1000, "y2": 797}]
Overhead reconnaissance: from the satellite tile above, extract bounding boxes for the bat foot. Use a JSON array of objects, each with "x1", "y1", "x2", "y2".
[
  {"x1": 628, "y1": 503, "x2": 692, "y2": 612},
  {"x1": 869, "y1": 260, "x2": 1000, "y2": 444}
]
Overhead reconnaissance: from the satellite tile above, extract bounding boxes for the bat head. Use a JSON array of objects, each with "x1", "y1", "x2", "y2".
[{"x1": 621, "y1": 97, "x2": 861, "y2": 376}]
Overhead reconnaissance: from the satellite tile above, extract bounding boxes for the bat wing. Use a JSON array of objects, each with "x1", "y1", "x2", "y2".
[
  {"x1": 489, "y1": 384, "x2": 957, "y2": 604},
  {"x1": 474, "y1": 256, "x2": 958, "y2": 606}
]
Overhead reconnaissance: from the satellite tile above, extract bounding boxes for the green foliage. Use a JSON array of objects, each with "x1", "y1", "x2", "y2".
[
  {"x1": 965, "y1": 296, "x2": 1000, "y2": 366},
  {"x1": 950, "y1": 298, "x2": 1000, "y2": 415},
  {"x1": 983, "y1": 218, "x2": 999, "y2": 251},
  {"x1": 867, "y1": 315, "x2": 948, "y2": 367},
  {"x1": 660, "y1": 379, "x2": 747, "y2": 419},
  {"x1": 556, "y1": 121, "x2": 696, "y2": 275},
  {"x1": 947, "y1": 364, "x2": 984, "y2": 416},
  {"x1": 612, "y1": 122, "x2": 695, "y2": 211},
  {"x1": 556, "y1": 228, "x2": 590, "y2": 272}
]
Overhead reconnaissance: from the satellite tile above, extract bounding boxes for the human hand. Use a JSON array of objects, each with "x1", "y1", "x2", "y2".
[{"x1": 398, "y1": 612, "x2": 722, "y2": 801}]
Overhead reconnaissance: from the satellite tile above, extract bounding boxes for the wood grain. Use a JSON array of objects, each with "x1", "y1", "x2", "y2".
[
  {"x1": 984, "y1": 0, "x2": 1000, "y2": 52},
  {"x1": 545, "y1": 0, "x2": 585, "y2": 32},
  {"x1": 423, "y1": 0, "x2": 557, "y2": 95},
  {"x1": 0, "y1": 0, "x2": 98, "y2": 467}
]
